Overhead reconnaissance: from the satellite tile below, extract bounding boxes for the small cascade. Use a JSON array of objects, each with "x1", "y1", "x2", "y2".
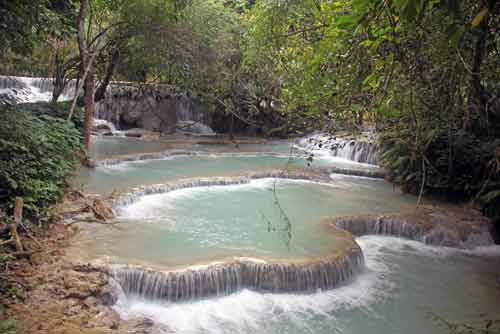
[
  {"x1": 333, "y1": 215, "x2": 495, "y2": 248},
  {"x1": 0, "y1": 75, "x2": 77, "y2": 104},
  {"x1": 94, "y1": 118, "x2": 118, "y2": 133},
  {"x1": 97, "y1": 151, "x2": 307, "y2": 167},
  {"x1": 334, "y1": 216, "x2": 423, "y2": 240},
  {"x1": 92, "y1": 118, "x2": 127, "y2": 137},
  {"x1": 335, "y1": 140, "x2": 378, "y2": 164},
  {"x1": 110, "y1": 248, "x2": 364, "y2": 302},
  {"x1": 298, "y1": 133, "x2": 379, "y2": 165},
  {"x1": 112, "y1": 173, "x2": 327, "y2": 207}
]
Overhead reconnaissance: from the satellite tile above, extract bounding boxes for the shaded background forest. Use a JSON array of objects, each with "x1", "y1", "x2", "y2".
[{"x1": 0, "y1": 0, "x2": 499, "y2": 226}]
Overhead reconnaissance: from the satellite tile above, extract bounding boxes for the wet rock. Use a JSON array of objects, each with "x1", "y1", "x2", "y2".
[
  {"x1": 176, "y1": 120, "x2": 215, "y2": 136},
  {"x1": 95, "y1": 85, "x2": 211, "y2": 134},
  {"x1": 84, "y1": 296, "x2": 98, "y2": 309},
  {"x1": 98, "y1": 283, "x2": 119, "y2": 306},
  {"x1": 125, "y1": 132, "x2": 143, "y2": 138},
  {"x1": 124, "y1": 317, "x2": 173, "y2": 334},
  {"x1": 130, "y1": 317, "x2": 154, "y2": 329},
  {"x1": 86, "y1": 306, "x2": 121, "y2": 330}
]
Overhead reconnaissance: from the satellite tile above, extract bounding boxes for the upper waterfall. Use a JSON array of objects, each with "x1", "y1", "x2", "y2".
[{"x1": 0, "y1": 75, "x2": 76, "y2": 105}]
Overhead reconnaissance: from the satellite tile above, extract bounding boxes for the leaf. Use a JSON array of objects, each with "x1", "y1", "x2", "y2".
[{"x1": 471, "y1": 8, "x2": 489, "y2": 28}]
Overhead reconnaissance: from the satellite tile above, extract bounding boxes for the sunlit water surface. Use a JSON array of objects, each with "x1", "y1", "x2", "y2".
[
  {"x1": 75, "y1": 137, "x2": 500, "y2": 334},
  {"x1": 77, "y1": 177, "x2": 416, "y2": 266},
  {"x1": 114, "y1": 237, "x2": 500, "y2": 334}
]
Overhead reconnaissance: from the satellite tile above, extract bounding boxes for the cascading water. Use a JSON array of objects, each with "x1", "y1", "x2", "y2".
[
  {"x1": 67, "y1": 140, "x2": 500, "y2": 334},
  {"x1": 110, "y1": 248, "x2": 363, "y2": 302},
  {"x1": 332, "y1": 214, "x2": 495, "y2": 248},
  {"x1": 0, "y1": 75, "x2": 76, "y2": 104},
  {"x1": 94, "y1": 85, "x2": 214, "y2": 134},
  {"x1": 0, "y1": 76, "x2": 215, "y2": 136},
  {"x1": 298, "y1": 133, "x2": 379, "y2": 165},
  {"x1": 73, "y1": 176, "x2": 418, "y2": 305},
  {"x1": 110, "y1": 236, "x2": 500, "y2": 334}
]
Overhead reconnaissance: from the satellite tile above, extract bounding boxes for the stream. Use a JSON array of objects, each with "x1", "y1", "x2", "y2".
[{"x1": 70, "y1": 135, "x2": 500, "y2": 334}]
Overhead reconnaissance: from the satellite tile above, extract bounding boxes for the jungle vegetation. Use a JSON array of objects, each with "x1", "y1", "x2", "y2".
[
  {"x1": 0, "y1": 2, "x2": 499, "y2": 332},
  {"x1": 0, "y1": 0, "x2": 499, "y2": 228}
]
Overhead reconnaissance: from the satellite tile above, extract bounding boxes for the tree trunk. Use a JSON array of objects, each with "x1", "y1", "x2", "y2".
[
  {"x1": 229, "y1": 113, "x2": 235, "y2": 141},
  {"x1": 83, "y1": 67, "x2": 95, "y2": 149},
  {"x1": 466, "y1": 7, "x2": 489, "y2": 133},
  {"x1": 95, "y1": 48, "x2": 120, "y2": 102},
  {"x1": 51, "y1": 51, "x2": 66, "y2": 104},
  {"x1": 77, "y1": 0, "x2": 94, "y2": 150}
]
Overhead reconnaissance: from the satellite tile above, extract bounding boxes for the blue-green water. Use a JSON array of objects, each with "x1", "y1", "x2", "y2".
[
  {"x1": 76, "y1": 154, "x2": 375, "y2": 195},
  {"x1": 77, "y1": 137, "x2": 500, "y2": 334},
  {"x1": 78, "y1": 177, "x2": 416, "y2": 267},
  {"x1": 114, "y1": 237, "x2": 500, "y2": 334},
  {"x1": 89, "y1": 136, "x2": 174, "y2": 159}
]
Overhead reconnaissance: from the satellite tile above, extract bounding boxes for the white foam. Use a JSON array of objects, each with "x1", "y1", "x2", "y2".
[
  {"x1": 111, "y1": 236, "x2": 396, "y2": 333},
  {"x1": 0, "y1": 76, "x2": 74, "y2": 104},
  {"x1": 329, "y1": 173, "x2": 384, "y2": 182},
  {"x1": 117, "y1": 178, "x2": 354, "y2": 220},
  {"x1": 111, "y1": 235, "x2": 500, "y2": 333},
  {"x1": 100, "y1": 152, "x2": 302, "y2": 168}
]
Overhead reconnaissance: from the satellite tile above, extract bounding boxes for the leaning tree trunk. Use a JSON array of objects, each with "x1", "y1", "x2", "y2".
[
  {"x1": 95, "y1": 47, "x2": 120, "y2": 102},
  {"x1": 51, "y1": 51, "x2": 66, "y2": 104},
  {"x1": 83, "y1": 66, "x2": 95, "y2": 149},
  {"x1": 77, "y1": 0, "x2": 94, "y2": 150}
]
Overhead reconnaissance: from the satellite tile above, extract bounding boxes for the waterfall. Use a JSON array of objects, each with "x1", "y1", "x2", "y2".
[
  {"x1": 0, "y1": 75, "x2": 77, "y2": 104},
  {"x1": 94, "y1": 85, "x2": 212, "y2": 133},
  {"x1": 110, "y1": 248, "x2": 363, "y2": 302},
  {"x1": 111, "y1": 173, "x2": 332, "y2": 208},
  {"x1": 334, "y1": 140, "x2": 378, "y2": 164},
  {"x1": 332, "y1": 215, "x2": 495, "y2": 248},
  {"x1": 298, "y1": 133, "x2": 379, "y2": 165},
  {"x1": 92, "y1": 118, "x2": 128, "y2": 137},
  {"x1": 94, "y1": 118, "x2": 118, "y2": 133},
  {"x1": 0, "y1": 76, "x2": 213, "y2": 135}
]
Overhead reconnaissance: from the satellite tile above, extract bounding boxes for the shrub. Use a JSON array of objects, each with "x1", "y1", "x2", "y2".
[
  {"x1": 16, "y1": 102, "x2": 84, "y2": 129},
  {"x1": 380, "y1": 128, "x2": 500, "y2": 223},
  {"x1": 0, "y1": 105, "x2": 83, "y2": 214}
]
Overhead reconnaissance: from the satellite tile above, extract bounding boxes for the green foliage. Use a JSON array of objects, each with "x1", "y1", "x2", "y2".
[
  {"x1": 0, "y1": 319, "x2": 17, "y2": 334},
  {"x1": 16, "y1": 102, "x2": 85, "y2": 130},
  {"x1": 0, "y1": 0, "x2": 77, "y2": 57},
  {"x1": 0, "y1": 105, "x2": 83, "y2": 214},
  {"x1": 381, "y1": 127, "x2": 500, "y2": 219},
  {"x1": 244, "y1": 0, "x2": 500, "y2": 220}
]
